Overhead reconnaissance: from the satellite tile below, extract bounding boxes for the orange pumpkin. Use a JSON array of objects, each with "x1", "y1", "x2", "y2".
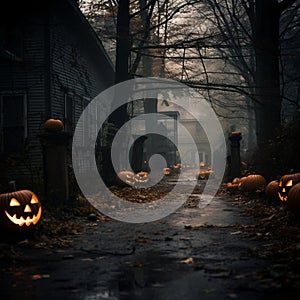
[
  {"x1": 278, "y1": 173, "x2": 300, "y2": 202},
  {"x1": 239, "y1": 174, "x2": 266, "y2": 192},
  {"x1": 227, "y1": 182, "x2": 239, "y2": 192},
  {"x1": 198, "y1": 170, "x2": 210, "y2": 180},
  {"x1": 44, "y1": 118, "x2": 64, "y2": 132},
  {"x1": 232, "y1": 177, "x2": 241, "y2": 184},
  {"x1": 173, "y1": 164, "x2": 181, "y2": 174},
  {"x1": 163, "y1": 168, "x2": 171, "y2": 176},
  {"x1": 116, "y1": 171, "x2": 135, "y2": 187},
  {"x1": 265, "y1": 180, "x2": 279, "y2": 200},
  {"x1": 134, "y1": 171, "x2": 149, "y2": 185},
  {"x1": 287, "y1": 183, "x2": 300, "y2": 216},
  {"x1": 0, "y1": 190, "x2": 42, "y2": 232},
  {"x1": 237, "y1": 177, "x2": 247, "y2": 190}
]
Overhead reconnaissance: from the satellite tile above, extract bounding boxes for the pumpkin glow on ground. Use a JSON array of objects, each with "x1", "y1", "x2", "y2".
[{"x1": 0, "y1": 179, "x2": 300, "y2": 299}]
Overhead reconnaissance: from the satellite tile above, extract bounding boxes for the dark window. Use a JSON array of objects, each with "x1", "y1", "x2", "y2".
[
  {"x1": 0, "y1": 94, "x2": 26, "y2": 153},
  {"x1": 0, "y1": 25, "x2": 23, "y2": 60}
]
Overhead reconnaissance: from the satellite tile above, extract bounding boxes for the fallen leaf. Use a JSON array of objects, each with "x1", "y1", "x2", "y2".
[
  {"x1": 32, "y1": 274, "x2": 42, "y2": 280},
  {"x1": 134, "y1": 261, "x2": 144, "y2": 268},
  {"x1": 180, "y1": 257, "x2": 194, "y2": 264},
  {"x1": 210, "y1": 271, "x2": 231, "y2": 278},
  {"x1": 230, "y1": 231, "x2": 243, "y2": 235},
  {"x1": 152, "y1": 282, "x2": 164, "y2": 288},
  {"x1": 81, "y1": 258, "x2": 94, "y2": 262},
  {"x1": 234, "y1": 274, "x2": 249, "y2": 279},
  {"x1": 62, "y1": 254, "x2": 74, "y2": 259},
  {"x1": 32, "y1": 274, "x2": 50, "y2": 280}
]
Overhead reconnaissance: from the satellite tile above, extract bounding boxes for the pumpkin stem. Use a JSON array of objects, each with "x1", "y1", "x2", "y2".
[{"x1": 8, "y1": 181, "x2": 17, "y2": 192}]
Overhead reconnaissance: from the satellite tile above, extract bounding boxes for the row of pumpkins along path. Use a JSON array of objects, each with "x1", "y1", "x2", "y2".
[
  {"x1": 115, "y1": 163, "x2": 214, "y2": 188},
  {"x1": 227, "y1": 173, "x2": 300, "y2": 217}
]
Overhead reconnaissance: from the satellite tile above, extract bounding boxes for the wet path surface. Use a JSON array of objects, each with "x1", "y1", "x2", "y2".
[{"x1": 0, "y1": 182, "x2": 296, "y2": 300}]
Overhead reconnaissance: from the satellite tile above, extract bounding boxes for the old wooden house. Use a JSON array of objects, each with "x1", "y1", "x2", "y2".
[{"x1": 0, "y1": 0, "x2": 114, "y2": 190}]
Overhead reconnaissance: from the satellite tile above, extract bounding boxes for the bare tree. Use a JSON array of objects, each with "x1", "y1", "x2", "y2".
[{"x1": 80, "y1": 0, "x2": 300, "y2": 147}]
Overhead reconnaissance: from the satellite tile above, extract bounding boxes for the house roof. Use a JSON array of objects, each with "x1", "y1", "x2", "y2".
[
  {"x1": 65, "y1": 0, "x2": 115, "y2": 85},
  {"x1": 0, "y1": 0, "x2": 115, "y2": 85}
]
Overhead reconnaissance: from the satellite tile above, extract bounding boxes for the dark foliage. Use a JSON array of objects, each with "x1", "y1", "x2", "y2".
[{"x1": 248, "y1": 116, "x2": 300, "y2": 181}]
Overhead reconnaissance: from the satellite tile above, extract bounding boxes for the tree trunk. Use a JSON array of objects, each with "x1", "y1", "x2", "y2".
[
  {"x1": 103, "y1": 0, "x2": 131, "y2": 185},
  {"x1": 253, "y1": 0, "x2": 281, "y2": 143},
  {"x1": 112, "y1": 0, "x2": 130, "y2": 127},
  {"x1": 115, "y1": 0, "x2": 130, "y2": 85},
  {"x1": 139, "y1": 0, "x2": 153, "y2": 77}
]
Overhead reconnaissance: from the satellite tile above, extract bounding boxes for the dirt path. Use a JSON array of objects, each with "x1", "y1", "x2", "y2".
[{"x1": 0, "y1": 181, "x2": 299, "y2": 300}]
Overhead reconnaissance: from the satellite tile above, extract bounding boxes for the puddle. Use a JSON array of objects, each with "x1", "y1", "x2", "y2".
[{"x1": 81, "y1": 251, "x2": 202, "y2": 300}]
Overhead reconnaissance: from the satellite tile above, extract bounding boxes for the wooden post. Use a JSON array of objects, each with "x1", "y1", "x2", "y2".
[
  {"x1": 229, "y1": 132, "x2": 242, "y2": 180},
  {"x1": 40, "y1": 132, "x2": 72, "y2": 205}
]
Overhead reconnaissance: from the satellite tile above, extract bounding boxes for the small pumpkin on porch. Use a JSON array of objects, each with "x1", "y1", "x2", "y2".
[
  {"x1": 239, "y1": 174, "x2": 266, "y2": 192},
  {"x1": 0, "y1": 190, "x2": 42, "y2": 232},
  {"x1": 116, "y1": 171, "x2": 136, "y2": 187},
  {"x1": 278, "y1": 173, "x2": 300, "y2": 202},
  {"x1": 287, "y1": 183, "x2": 300, "y2": 216},
  {"x1": 44, "y1": 118, "x2": 64, "y2": 132}
]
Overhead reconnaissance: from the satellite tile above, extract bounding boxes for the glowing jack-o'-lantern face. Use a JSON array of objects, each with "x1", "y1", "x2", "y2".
[
  {"x1": 0, "y1": 190, "x2": 42, "y2": 232},
  {"x1": 134, "y1": 172, "x2": 149, "y2": 186},
  {"x1": 116, "y1": 171, "x2": 136, "y2": 187},
  {"x1": 278, "y1": 173, "x2": 300, "y2": 202},
  {"x1": 163, "y1": 168, "x2": 171, "y2": 176}
]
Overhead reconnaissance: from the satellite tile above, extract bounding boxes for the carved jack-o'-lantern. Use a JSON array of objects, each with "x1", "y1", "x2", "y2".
[
  {"x1": 278, "y1": 173, "x2": 300, "y2": 202},
  {"x1": 0, "y1": 190, "x2": 42, "y2": 232},
  {"x1": 116, "y1": 171, "x2": 136, "y2": 187},
  {"x1": 134, "y1": 171, "x2": 149, "y2": 186},
  {"x1": 163, "y1": 168, "x2": 171, "y2": 176}
]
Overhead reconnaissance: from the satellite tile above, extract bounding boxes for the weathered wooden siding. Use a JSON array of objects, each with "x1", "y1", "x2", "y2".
[
  {"x1": 49, "y1": 1, "x2": 115, "y2": 176},
  {"x1": 0, "y1": 16, "x2": 46, "y2": 190},
  {"x1": 0, "y1": 0, "x2": 115, "y2": 189},
  {"x1": 50, "y1": 1, "x2": 114, "y2": 127}
]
